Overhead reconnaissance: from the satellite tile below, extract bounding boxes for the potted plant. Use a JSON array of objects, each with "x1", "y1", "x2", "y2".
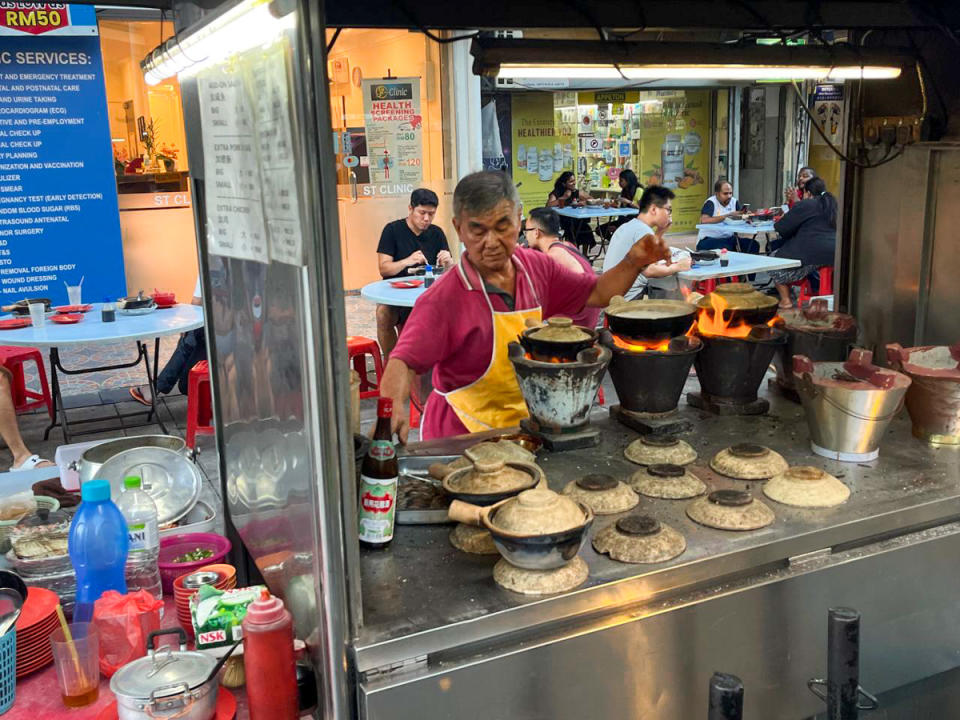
[{"x1": 157, "y1": 142, "x2": 179, "y2": 172}]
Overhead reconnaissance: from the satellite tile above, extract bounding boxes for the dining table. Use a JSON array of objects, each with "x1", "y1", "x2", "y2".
[
  {"x1": 554, "y1": 206, "x2": 639, "y2": 260},
  {"x1": 0, "y1": 303, "x2": 204, "y2": 443}
]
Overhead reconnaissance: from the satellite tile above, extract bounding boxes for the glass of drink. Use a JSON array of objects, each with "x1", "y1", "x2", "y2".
[
  {"x1": 67, "y1": 285, "x2": 82, "y2": 306},
  {"x1": 50, "y1": 622, "x2": 100, "y2": 707},
  {"x1": 27, "y1": 302, "x2": 45, "y2": 327}
]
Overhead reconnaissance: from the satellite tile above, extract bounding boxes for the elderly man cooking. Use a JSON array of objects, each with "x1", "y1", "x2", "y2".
[{"x1": 379, "y1": 171, "x2": 670, "y2": 442}]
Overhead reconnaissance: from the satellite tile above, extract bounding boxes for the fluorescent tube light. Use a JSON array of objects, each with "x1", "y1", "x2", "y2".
[{"x1": 497, "y1": 64, "x2": 901, "y2": 82}]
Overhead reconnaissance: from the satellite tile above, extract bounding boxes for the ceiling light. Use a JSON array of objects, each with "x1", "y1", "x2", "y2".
[{"x1": 496, "y1": 64, "x2": 901, "y2": 82}]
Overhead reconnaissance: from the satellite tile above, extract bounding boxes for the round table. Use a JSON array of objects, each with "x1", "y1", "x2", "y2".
[
  {"x1": 0, "y1": 303, "x2": 204, "y2": 442},
  {"x1": 360, "y1": 278, "x2": 429, "y2": 308}
]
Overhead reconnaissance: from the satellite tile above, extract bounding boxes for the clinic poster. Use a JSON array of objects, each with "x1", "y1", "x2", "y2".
[
  {"x1": 361, "y1": 77, "x2": 423, "y2": 185},
  {"x1": 0, "y1": 3, "x2": 126, "y2": 305}
]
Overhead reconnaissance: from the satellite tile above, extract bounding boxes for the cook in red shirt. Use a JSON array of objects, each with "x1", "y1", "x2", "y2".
[{"x1": 380, "y1": 171, "x2": 670, "y2": 442}]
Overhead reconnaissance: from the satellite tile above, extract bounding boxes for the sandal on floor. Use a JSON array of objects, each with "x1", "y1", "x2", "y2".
[
  {"x1": 11, "y1": 454, "x2": 53, "y2": 472},
  {"x1": 129, "y1": 387, "x2": 152, "y2": 406}
]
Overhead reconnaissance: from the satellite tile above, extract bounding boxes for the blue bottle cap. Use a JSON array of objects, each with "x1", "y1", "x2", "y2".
[{"x1": 81, "y1": 479, "x2": 111, "y2": 502}]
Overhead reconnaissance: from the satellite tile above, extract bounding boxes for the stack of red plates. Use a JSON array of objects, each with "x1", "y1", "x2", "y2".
[
  {"x1": 15, "y1": 587, "x2": 59, "y2": 677},
  {"x1": 173, "y1": 564, "x2": 237, "y2": 637}
]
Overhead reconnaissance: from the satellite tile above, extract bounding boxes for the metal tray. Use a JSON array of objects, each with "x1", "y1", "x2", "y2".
[{"x1": 396, "y1": 454, "x2": 459, "y2": 525}]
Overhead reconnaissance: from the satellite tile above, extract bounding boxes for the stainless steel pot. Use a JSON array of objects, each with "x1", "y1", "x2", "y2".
[
  {"x1": 71, "y1": 435, "x2": 186, "y2": 486},
  {"x1": 111, "y1": 628, "x2": 218, "y2": 720}
]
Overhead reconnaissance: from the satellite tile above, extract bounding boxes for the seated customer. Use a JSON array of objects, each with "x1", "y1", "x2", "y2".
[
  {"x1": 130, "y1": 278, "x2": 205, "y2": 405},
  {"x1": 376, "y1": 188, "x2": 453, "y2": 360},
  {"x1": 602, "y1": 186, "x2": 691, "y2": 300},
  {"x1": 769, "y1": 177, "x2": 836, "y2": 309},
  {"x1": 697, "y1": 180, "x2": 758, "y2": 254},
  {"x1": 0, "y1": 367, "x2": 52, "y2": 471},
  {"x1": 598, "y1": 169, "x2": 642, "y2": 241},
  {"x1": 547, "y1": 171, "x2": 595, "y2": 252},
  {"x1": 524, "y1": 207, "x2": 600, "y2": 329}
]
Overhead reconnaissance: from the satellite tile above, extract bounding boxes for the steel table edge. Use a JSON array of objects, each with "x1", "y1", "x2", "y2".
[{"x1": 352, "y1": 492, "x2": 960, "y2": 674}]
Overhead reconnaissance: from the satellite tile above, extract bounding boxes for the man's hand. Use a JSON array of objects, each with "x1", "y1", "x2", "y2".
[
  {"x1": 654, "y1": 216, "x2": 673, "y2": 239},
  {"x1": 674, "y1": 255, "x2": 693, "y2": 272},
  {"x1": 406, "y1": 250, "x2": 427, "y2": 268},
  {"x1": 784, "y1": 186, "x2": 796, "y2": 203},
  {"x1": 436, "y1": 250, "x2": 453, "y2": 268},
  {"x1": 727, "y1": 210, "x2": 744, "y2": 220},
  {"x1": 628, "y1": 233, "x2": 672, "y2": 269},
  {"x1": 377, "y1": 358, "x2": 413, "y2": 444}
]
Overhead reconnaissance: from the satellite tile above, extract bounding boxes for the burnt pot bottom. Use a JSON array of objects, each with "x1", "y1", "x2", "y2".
[
  {"x1": 773, "y1": 328, "x2": 857, "y2": 389},
  {"x1": 695, "y1": 331, "x2": 786, "y2": 403},
  {"x1": 602, "y1": 333, "x2": 701, "y2": 414}
]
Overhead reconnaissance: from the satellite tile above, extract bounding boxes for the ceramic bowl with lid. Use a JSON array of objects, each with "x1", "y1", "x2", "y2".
[
  {"x1": 763, "y1": 466, "x2": 850, "y2": 508},
  {"x1": 593, "y1": 514, "x2": 687, "y2": 564},
  {"x1": 442, "y1": 457, "x2": 543, "y2": 506},
  {"x1": 449, "y1": 488, "x2": 594, "y2": 570},
  {"x1": 696, "y1": 282, "x2": 778, "y2": 325},
  {"x1": 519, "y1": 316, "x2": 598, "y2": 362},
  {"x1": 710, "y1": 443, "x2": 788, "y2": 480},
  {"x1": 630, "y1": 464, "x2": 706, "y2": 499}
]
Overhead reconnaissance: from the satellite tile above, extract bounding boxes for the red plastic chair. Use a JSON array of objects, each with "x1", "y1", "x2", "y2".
[
  {"x1": 347, "y1": 336, "x2": 383, "y2": 400},
  {"x1": 0, "y1": 347, "x2": 53, "y2": 419},
  {"x1": 790, "y1": 266, "x2": 834, "y2": 307},
  {"x1": 186, "y1": 360, "x2": 214, "y2": 450}
]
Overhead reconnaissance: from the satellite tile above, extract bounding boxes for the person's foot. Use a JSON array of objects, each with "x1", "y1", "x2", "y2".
[
  {"x1": 778, "y1": 301, "x2": 794, "y2": 309},
  {"x1": 11, "y1": 454, "x2": 53, "y2": 471},
  {"x1": 129, "y1": 387, "x2": 152, "y2": 406}
]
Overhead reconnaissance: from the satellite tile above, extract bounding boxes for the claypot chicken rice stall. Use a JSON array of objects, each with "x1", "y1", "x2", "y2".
[{"x1": 149, "y1": 0, "x2": 960, "y2": 717}]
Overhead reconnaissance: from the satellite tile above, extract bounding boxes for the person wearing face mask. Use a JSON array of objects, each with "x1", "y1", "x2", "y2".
[
  {"x1": 696, "y1": 180, "x2": 758, "y2": 254},
  {"x1": 378, "y1": 171, "x2": 670, "y2": 442},
  {"x1": 375, "y1": 188, "x2": 454, "y2": 360}
]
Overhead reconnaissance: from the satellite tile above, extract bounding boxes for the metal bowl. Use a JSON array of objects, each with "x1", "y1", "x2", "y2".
[{"x1": 96, "y1": 447, "x2": 202, "y2": 525}]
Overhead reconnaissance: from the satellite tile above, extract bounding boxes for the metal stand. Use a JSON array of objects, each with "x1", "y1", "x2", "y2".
[
  {"x1": 766, "y1": 377, "x2": 801, "y2": 404},
  {"x1": 519, "y1": 418, "x2": 599, "y2": 452},
  {"x1": 609, "y1": 405, "x2": 694, "y2": 436},
  {"x1": 687, "y1": 391, "x2": 769, "y2": 416},
  {"x1": 43, "y1": 337, "x2": 168, "y2": 443}
]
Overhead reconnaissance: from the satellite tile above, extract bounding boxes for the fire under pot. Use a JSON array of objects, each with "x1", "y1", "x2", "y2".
[{"x1": 508, "y1": 342, "x2": 611, "y2": 451}]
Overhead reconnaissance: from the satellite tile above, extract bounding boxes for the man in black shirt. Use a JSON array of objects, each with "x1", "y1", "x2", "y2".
[{"x1": 376, "y1": 188, "x2": 452, "y2": 359}]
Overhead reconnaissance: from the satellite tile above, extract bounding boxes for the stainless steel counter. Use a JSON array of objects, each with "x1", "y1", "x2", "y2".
[{"x1": 357, "y1": 381, "x2": 960, "y2": 676}]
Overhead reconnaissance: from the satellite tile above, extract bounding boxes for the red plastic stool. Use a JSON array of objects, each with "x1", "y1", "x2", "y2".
[
  {"x1": 347, "y1": 336, "x2": 383, "y2": 400},
  {"x1": 0, "y1": 346, "x2": 53, "y2": 420},
  {"x1": 696, "y1": 278, "x2": 718, "y2": 294},
  {"x1": 186, "y1": 360, "x2": 214, "y2": 450},
  {"x1": 817, "y1": 266, "x2": 833, "y2": 295}
]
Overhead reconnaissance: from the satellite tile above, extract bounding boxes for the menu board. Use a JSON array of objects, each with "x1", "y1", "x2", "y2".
[
  {"x1": 361, "y1": 77, "x2": 422, "y2": 185},
  {"x1": 0, "y1": 4, "x2": 125, "y2": 305},
  {"x1": 197, "y1": 37, "x2": 303, "y2": 266}
]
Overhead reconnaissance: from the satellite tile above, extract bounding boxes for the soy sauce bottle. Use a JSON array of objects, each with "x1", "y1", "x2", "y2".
[{"x1": 358, "y1": 398, "x2": 398, "y2": 548}]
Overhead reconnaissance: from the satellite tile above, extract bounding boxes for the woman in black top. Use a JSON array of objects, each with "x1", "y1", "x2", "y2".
[
  {"x1": 769, "y1": 177, "x2": 837, "y2": 308},
  {"x1": 546, "y1": 171, "x2": 595, "y2": 252}
]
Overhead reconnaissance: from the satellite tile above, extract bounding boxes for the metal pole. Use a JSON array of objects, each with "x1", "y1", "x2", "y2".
[
  {"x1": 827, "y1": 607, "x2": 861, "y2": 720},
  {"x1": 707, "y1": 671, "x2": 744, "y2": 720}
]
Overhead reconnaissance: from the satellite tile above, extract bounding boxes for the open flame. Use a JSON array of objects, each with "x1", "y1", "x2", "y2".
[
  {"x1": 524, "y1": 352, "x2": 566, "y2": 364},
  {"x1": 696, "y1": 293, "x2": 782, "y2": 338},
  {"x1": 610, "y1": 334, "x2": 671, "y2": 353}
]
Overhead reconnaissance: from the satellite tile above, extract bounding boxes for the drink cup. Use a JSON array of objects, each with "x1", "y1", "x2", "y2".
[
  {"x1": 51, "y1": 623, "x2": 100, "y2": 708},
  {"x1": 28, "y1": 302, "x2": 45, "y2": 327},
  {"x1": 67, "y1": 286, "x2": 82, "y2": 306}
]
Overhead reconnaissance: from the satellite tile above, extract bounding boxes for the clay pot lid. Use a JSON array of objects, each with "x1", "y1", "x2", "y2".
[
  {"x1": 445, "y1": 455, "x2": 539, "y2": 495},
  {"x1": 605, "y1": 296, "x2": 694, "y2": 320},
  {"x1": 491, "y1": 488, "x2": 587, "y2": 535},
  {"x1": 710, "y1": 444, "x2": 788, "y2": 480},
  {"x1": 696, "y1": 282, "x2": 778, "y2": 312},
  {"x1": 624, "y1": 436, "x2": 697, "y2": 467},
  {"x1": 526, "y1": 316, "x2": 592, "y2": 343},
  {"x1": 593, "y1": 514, "x2": 687, "y2": 564},
  {"x1": 630, "y1": 465, "x2": 706, "y2": 499},
  {"x1": 466, "y1": 440, "x2": 535, "y2": 465},
  {"x1": 686, "y1": 490, "x2": 775, "y2": 531},
  {"x1": 763, "y1": 466, "x2": 851, "y2": 508},
  {"x1": 562, "y1": 476, "x2": 639, "y2": 515}
]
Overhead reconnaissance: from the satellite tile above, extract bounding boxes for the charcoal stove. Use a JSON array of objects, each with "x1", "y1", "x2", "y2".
[
  {"x1": 688, "y1": 325, "x2": 787, "y2": 415},
  {"x1": 507, "y1": 342, "x2": 611, "y2": 451},
  {"x1": 599, "y1": 330, "x2": 700, "y2": 436}
]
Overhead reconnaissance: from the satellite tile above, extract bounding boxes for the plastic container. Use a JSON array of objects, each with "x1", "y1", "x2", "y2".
[
  {"x1": 0, "y1": 628, "x2": 14, "y2": 714},
  {"x1": 55, "y1": 439, "x2": 109, "y2": 492},
  {"x1": 69, "y1": 480, "x2": 129, "y2": 623},
  {"x1": 116, "y1": 476, "x2": 162, "y2": 605},
  {"x1": 157, "y1": 532, "x2": 231, "y2": 595},
  {"x1": 243, "y1": 590, "x2": 298, "y2": 720},
  {"x1": 0, "y1": 496, "x2": 59, "y2": 554}
]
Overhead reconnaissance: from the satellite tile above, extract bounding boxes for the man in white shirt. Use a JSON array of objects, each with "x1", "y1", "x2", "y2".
[
  {"x1": 602, "y1": 186, "x2": 691, "y2": 300},
  {"x1": 696, "y1": 180, "x2": 758, "y2": 254}
]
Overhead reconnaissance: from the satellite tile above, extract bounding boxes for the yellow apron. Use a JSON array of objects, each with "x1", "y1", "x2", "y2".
[{"x1": 436, "y1": 258, "x2": 542, "y2": 433}]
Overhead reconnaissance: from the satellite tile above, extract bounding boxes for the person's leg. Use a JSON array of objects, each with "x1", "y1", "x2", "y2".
[
  {"x1": 0, "y1": 369, "x2": 50, "y2": 469},
  {"x1": 132, "y1": 330, "x2": 196, "y2": 405},
  {"x1": 176, "y1": 329, "x2": 207, "y2": 395},
  {"x1": 775, "y1": 283, "x2": 793, "y2": 308},
  {"x1": 696, "y1": 236, "x2": 735, "y2": 252},
  {"x1": 376, "y1": 304, "x2": 401, "y2": 362}
]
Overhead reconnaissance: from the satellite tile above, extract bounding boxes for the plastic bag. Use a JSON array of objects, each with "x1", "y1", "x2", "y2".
[
  {"x1": 93, "y1": 590, "x2": 163, "y2": 676},
  {"x1": 0, "y1": 491, "x2": 36, "y2": 522}
]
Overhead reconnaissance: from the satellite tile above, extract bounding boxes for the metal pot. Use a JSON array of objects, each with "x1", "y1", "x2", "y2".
[
  {"x1": 111, "y1": 629, "x2": 219, "y2": 720},
  {"x1": 71, "y1": 435, "x2": 186, "y2": 486}
]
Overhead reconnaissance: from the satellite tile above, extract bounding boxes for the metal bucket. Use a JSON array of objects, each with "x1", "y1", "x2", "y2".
[{"x1": 794, "y1": 360, "x2": 910, "y2": 462}]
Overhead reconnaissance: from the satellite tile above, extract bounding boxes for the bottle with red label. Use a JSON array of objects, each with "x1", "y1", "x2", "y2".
[{"x1": 358, "y1": 397, "x2": 398, "y2": 548}]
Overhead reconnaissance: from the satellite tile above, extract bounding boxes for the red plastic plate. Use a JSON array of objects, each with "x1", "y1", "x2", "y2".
[
  {"x1": 50, "y1": 313, "x2": 83, "y2": 324},
  {"x1": 389, "y1": 279, "x2": 423, "y2": 289},
  {"x1": 0, "y1": 318, "x2": 30, "y2": 330},
  {"x1": 54, "y1": 304, "x2": 93, "y2": 313},
  {"x1": 16, "y1": 588, "x2": 58, "y2": 630}
]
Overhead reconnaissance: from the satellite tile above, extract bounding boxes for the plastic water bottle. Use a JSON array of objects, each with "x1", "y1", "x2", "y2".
[
  {"x1": 424, "y1": 264, "x2": 435, "y2": 288},
  {"x1": 69, "y1": 480, "x2": 129, "y2": 622},
  {"x1": 116, "y1": 476, "x2": 163, "y2": 605}
]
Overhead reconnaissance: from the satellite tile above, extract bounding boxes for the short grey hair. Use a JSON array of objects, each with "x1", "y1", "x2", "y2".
[{"x1": 453, "y1": 171, "x2": 520, "y2": 218}]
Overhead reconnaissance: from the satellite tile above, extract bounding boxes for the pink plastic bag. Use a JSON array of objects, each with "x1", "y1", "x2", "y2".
[{"x1": 93, "y1": 590, "x2": 163, "y2": 677}]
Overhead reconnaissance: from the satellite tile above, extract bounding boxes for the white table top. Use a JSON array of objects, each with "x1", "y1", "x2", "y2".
[
  {"x1": 678, "y1": 252, "x2": 801, "y2": 281},
  {"x1": 695, "y1": 220, "x2": 776, "y2": 235},
  {"x1": 554, "y1": 206, "x2": 638, "y2": 220},
  {"x1": 361, "y1": 279, "x2": 428, "y2": 308},
  {"x1": 0, "y1": 303, "x2": 204, "y2": 347}
]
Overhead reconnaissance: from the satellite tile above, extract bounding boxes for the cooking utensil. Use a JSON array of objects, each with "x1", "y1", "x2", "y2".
[
  {"x1": 0, "y1": 571, "x2": 27, "y2": 602},
  {"x1": 696, "y1": 282, "x2": 778, "y2": 325},
  {"x1": 0, "y1": 589, "x2": 22, "y2": 637},
  {"x1": 71, "y1": 436, "x2": 187, "y2": 487},
  {"x1": 94, "y1": 446, "x2": 201, "y2": 525},
  {"x1": 604, "y1": 296, "x2": 696, "y2": 340},
  {"x1": 518, "y1": 317, "x2": 598, "y2": 362},
  {"x1": 111, "y1": 627, "x2": 219, "y2": 720}
]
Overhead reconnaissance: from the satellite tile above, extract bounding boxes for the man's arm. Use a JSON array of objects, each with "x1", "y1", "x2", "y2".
[
  {"x1": 587, "y1": 234, "x2": 670, "y2": 307},
  {"x1": 377, "y1": 357, "x2": 413, "y2": 442},
  {"x1": 378, "y1": 251, "x2": 425, "y2": 278},
  {"x1": 643, "y1": 255, "x2": 692, "y2": 278}
]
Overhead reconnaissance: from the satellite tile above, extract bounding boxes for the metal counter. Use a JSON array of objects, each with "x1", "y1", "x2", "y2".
[{"x1": 356, "y1": 382, "x2": 960, "y2": 718}]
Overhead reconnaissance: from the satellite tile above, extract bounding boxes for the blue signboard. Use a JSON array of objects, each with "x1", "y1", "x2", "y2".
[{"x1": 0, "y1": 4, "x2": 125, "y2": 306}]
